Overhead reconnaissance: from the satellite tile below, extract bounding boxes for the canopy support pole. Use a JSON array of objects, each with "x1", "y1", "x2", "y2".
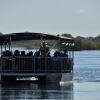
[
  {"x1": 0, "y1": 44, "x2": 3, "y2": 72},
  {"x1": 1, "y1": 44, "x2": 3, "y2": 56},
  {"x1": 4, "y1": 43, "x2": 6, "y2": 51},
  {"x1": 10, "y1": 36, "x2": 12, "y2": 52},
  {"x1": 8, "y1": 43, "x2": 11, "y2": 51}
]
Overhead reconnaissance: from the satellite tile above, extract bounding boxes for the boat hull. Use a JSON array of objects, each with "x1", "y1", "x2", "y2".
[
  {"x1": 46, "y1": 72, "x2": 73, "y2": 83},
  {"x1": 0, "y1": 72, "x2": 73, "y2": 83}
]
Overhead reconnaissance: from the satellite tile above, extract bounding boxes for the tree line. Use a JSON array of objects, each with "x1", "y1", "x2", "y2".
[{"x1": 62, "y1": 33, "x2": 100, "y2": 50}]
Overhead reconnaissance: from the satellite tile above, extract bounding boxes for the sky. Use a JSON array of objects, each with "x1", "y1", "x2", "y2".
[{"x1": 0, "y1": 0, "x2": 100, "y2": 37}]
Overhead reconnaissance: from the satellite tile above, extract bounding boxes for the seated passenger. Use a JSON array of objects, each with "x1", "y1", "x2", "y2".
[
  {"x1": 25, "y1": 51, "x2": 33, "y2": 71},
  {"x1": 60, "y1": 52, "x2": 64, "y2": 57},
  {"x1": 3, "y1": 50, "x2": 12, "y2": 56},
  {"x1": 63, "y1": 50, "x2": 68, "y2": 57},
  {"x1": 54, "y1": 51, "x2": 61, "y2": 57},
  {"x1": 21, "y1": 51, "x2": 25, "y2": 56},
  {"x1": 3, "y1": 51, "x2": 6, "y2": 56},
  {"x1": 34, "y1": 50, "x2": 40, "y2": 57},
  {"x1": 14, "y1": 50, "x2": 20, "y2": 56},
  {"x1": 28, "y1": 51, "x2": 33, "y2": 56},
  {"x1": 51, "y1": 52, "x2": 58, "y2": 64}
]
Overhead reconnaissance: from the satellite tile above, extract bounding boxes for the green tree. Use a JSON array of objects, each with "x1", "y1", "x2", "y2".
[{"x1": 62, "y1": 33, "x2": 73, "y2": 38}]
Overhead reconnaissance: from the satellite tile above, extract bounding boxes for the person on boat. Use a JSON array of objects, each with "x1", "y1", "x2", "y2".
[
  {"x1": 34, "y1": 50, "x2": 40, "y2": 57},
  {"x1": 13, "y1": 50, "x2": 20, "y2": 71},
  {"x1": 39, "y1": 41, "x2": 50, "y2": 70},
  {"x1": 63, "y1": 49, "x2": 68, "y2": 57},
  {"x1": 28, "y1": 51, "x2": 33, "y2": 56},
  {"x1": 21, "y1": 51, "x2": 25, "y2": 56},
  {"x1": 14, "y1": 50, "x2": 20, "y2": 56},
  {"x1": 39, "y1": 41, "x2": 50, "y2": 57}
]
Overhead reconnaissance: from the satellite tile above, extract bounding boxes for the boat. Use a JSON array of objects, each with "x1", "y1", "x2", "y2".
[{"x1": 0, "y1": 32, "x2": 74, "y2": 83}]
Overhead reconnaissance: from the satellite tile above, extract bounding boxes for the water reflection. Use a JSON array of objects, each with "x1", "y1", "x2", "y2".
[{"x1": 0, "y1": 81, "x2": 73, "y2": 100}]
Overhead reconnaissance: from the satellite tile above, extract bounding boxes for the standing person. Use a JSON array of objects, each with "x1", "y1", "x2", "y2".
[
  {"x1": 39, "y1": 41, "x2": 50, "y2": 57},
  {"x1": 39, "y1": 41, "x2": 50, "y2": 71}
]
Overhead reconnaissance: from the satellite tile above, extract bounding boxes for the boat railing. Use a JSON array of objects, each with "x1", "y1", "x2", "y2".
[{"x1": 0, "y1": 56, "x2": 73, "y2": 73}]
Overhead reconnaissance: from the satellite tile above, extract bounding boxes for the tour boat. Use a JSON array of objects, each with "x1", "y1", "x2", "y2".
[{"x1": 0, "y1": 32, "x2": 74, "y2": 83}]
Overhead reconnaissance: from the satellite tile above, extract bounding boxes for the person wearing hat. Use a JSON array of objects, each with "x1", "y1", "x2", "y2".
[{"x1": 39, "y1": 41, "x2": 50, "y2": 57}]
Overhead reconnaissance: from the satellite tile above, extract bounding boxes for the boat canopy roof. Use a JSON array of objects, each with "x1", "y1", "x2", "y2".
[{"x1": 0, "y1": 32, "x2": 74, "y2": 44}]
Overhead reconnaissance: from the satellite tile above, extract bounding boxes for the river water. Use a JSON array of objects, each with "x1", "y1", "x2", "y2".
[
  {"x1": 0, "y1": 50, "x2": 100, "y2": 100},
  {"x1": 74, "y1": 50, "x2": 100, "y2": 100}
]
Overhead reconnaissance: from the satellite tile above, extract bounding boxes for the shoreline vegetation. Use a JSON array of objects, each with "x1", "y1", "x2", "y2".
[
  {"x1": 0, "y1": 32, "x2": 100, "y2": 50},
  {"x1": 62, "y1": 33, "x2": 100, "y2": 50}
]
